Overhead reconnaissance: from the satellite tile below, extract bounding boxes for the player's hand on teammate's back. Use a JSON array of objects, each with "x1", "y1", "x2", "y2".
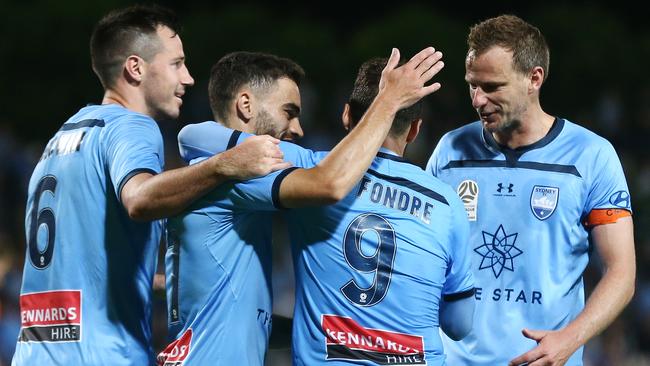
[
  {"x1": 213, "y1": 134, "x2": 291, "y2": 180},
  {"x1": 509, "y1": 328, "x2": 577, "y2": 366},
  {"x1": 378, "y1": 47, "x2": 444, "y2": 109}
]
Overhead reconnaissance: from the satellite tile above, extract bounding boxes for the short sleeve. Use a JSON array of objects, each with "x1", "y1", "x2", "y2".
[
  {"x1": 584, "y1": 141, "x2": 631, "y2": 214},
  {"x1": 226, "y1": 167, "x2": 300, "y2": 211},
  {"x1": 441, "y1": 193, "x2": 474, "y2": 299},
  {"x1": 177, "y1": 121, "x2": 236, "y2": 163},
  {"x1": 178, "y1": 121, "x2": 321, "y2": 168},
  {"x1": 177, "y1": 121, "x2": 324, "y2": 211},
  {"x1": 104, "y1": 115, "x2": 164, "y2": 201}
]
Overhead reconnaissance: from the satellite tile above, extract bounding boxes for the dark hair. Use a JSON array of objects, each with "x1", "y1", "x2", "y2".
[
  {"x1": 90, "y1": 4, "x2": 180, "y2": 88},
  {"x1": 208, "y1": 51, "x2": 305, "y2": 122},
  {"x1": 348, "y1": 57, "x2": 422, "y2": 137},
  {"x1": 468, "y1": 14, "x2": 550, "y2": 80}
]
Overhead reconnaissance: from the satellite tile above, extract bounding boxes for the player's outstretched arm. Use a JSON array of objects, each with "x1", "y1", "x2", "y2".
[
  {"x1": 121, "y1": 135, "x2": 290, "y2": 221},
  {"x1": 279, "y1": 47, "x2": 444, "y2": 207},
  {"x1": 509, "y1": 216, "x2": 635, "y2": 366}
]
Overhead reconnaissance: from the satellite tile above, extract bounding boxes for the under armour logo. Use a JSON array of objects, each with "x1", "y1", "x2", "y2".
[{"x1": 497, "y1": 183, "x2": 513, "y2": 193}]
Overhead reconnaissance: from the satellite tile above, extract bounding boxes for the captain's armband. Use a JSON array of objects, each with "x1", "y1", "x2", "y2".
[{"x1": 583, "y1": 208, "x2": 631, "y2": 228}]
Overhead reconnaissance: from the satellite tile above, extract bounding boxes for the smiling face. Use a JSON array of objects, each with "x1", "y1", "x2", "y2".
[
  {"x1": 141, "y1": 26, "x2": 194, "y2": 121},
  {"x1": 465, "y1": 46, "x2": 531, "y2": 134},
  {"x1": 252, "y1": 77, "x2": 303, "y2": 141}
]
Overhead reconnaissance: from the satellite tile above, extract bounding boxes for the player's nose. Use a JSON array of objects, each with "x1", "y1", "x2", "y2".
[
  {"x1": 286, "y1": 119, "x2": 304, "y2": 141},
  {"x1": 471, "y1": 87, "x2": 488, "y2": 109}
]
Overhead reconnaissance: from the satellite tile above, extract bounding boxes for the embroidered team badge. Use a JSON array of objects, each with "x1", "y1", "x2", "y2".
[
  {"x1": 530, "y1": 185, "x2": 559, "y2": 220},
  {"x1": 457, "y1": 179, "x2": 479, "y2": 221}
]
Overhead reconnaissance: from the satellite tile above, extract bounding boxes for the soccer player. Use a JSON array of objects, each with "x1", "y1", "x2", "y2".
[
  {"x1": 168, "y1": 53, "x2": 473, "y2": 365},
  {"x1": 426, "y1": 15, "x2": 636, "y2": 365},
  {"x1": 162, "y1": 51, "x2": 307, "y2": 365},
  {"x1": 159, "y1": 49, "x2": 457, "y2": 365},
  {"x1": 12, "y1": 5, "x2": 286, "y2": 366}
]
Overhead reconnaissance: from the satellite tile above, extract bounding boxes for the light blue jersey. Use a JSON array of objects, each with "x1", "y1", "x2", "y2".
[
  {"x1": 161, "y1": 125, "x2": 302, "y2": 366},
  {"x1": 165, "y1": 122, "x2": 474, "y2": 366},
  {"x1": 13, "y1": 104, "x2": 164, "y2": 366},
  {"x1": 283, "y1": 150, "x2": 473, "y2": 366},
  {"x1": 426, "y1": 118, "x2": 631, "y2": 365}
]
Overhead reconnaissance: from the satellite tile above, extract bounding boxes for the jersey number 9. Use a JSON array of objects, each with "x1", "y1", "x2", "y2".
[{"x1": 341, "y1": 213, "x2": 396, "y2": 306}]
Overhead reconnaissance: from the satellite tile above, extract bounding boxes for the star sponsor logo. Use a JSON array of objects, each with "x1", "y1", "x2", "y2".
[
  {"x1": 457, "y1": 179, "x2": 479, "y2": 221},
  {"x1": 609, "y1": 190, "x2": 630, "y2": 209},
  {"x1": 530, "y1": 185, "x2": 559, "y2": 220},
  {"x1": 474, "y1": 225, "x2": 522, "y2": 278}
]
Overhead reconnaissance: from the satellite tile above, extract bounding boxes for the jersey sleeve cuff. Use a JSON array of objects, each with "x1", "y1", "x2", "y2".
[
  {"x1": 272, "y1": 167, "x2": 300, "y2": 209},
  {"x1": 117, "y1": 168, "x2": 158, "y2": 203},
  {"x1": 443, "y1": 288, "x2": 475, "y2": 302}
]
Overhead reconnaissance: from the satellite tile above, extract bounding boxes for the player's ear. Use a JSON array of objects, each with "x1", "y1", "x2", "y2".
[
  {"x1": 342, "y1": 103, "x2": 351, "y2": 131},
  {"x1": 529, "y1": 66, "x2": 544, "y2": 93},
  {"x1": 405, "y1": 119, "x2": 422, "y2": 143},
  {"x1": 235, "y1": 91, "x2": 254, "y2": 123},
  {"x1": 124, "y1": 55, "x2": 144, "y2": 84}
]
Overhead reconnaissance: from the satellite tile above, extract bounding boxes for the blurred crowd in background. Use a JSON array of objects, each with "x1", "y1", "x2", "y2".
[{"x1": 1, "y1": 1, "x2": 649, "y2": 364}]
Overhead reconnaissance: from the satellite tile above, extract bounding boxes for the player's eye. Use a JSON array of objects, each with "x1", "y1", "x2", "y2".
[
  {"x1": 285, "y1": 109, "x2": 298, "y2": 120},
  {"x1": 482, "y1": 84, "x2": 499, "y2": 93}
]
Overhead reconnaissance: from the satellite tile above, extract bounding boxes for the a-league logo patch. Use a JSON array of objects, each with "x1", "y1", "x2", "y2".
[
  {"x1": 457, "y1": 179, "x2": 479, "y2": 221},
  {"x1": 530, "y1": 185, "x2": 559, "y2": 220}
]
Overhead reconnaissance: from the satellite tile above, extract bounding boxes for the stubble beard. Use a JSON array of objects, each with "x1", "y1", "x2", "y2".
[
  {"x1": 254, "y1": 109, "x2": 280, "y2": 138},
  {"x1": 485, "y1": 116, "x2": 521, "y2": 134}
]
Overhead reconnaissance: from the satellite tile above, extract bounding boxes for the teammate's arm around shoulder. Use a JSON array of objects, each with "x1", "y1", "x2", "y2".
[
  {"x1": 121, "y1": 135, "x2": 290, "y2": 221},
  {"x1": 279, "y1": 47, "x2": 445, "y2": 208}
]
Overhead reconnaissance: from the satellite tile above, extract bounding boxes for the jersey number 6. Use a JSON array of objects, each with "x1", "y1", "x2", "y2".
[
  {"x1": 27, "y1": 175, "x2": 57, "y2": 269},
  {"x1": 341, "y1": 213, "x2": 396, "y2": 307}
]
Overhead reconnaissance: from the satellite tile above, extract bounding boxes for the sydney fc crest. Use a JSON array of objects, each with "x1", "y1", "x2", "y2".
[{"x1": 530, "y1": 186, "x2": 559, "y2": 220}]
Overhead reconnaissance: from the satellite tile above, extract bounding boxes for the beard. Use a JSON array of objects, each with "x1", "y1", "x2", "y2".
[
  {"x1": 253, "y1": 109, "x2": 280, "y2": 138},
  {"x1": 485, "y1": 116, "x2": 521, "y2": 134},
  {"x1": 483, "y1": 103, "x2": 526, "y2": 134}
]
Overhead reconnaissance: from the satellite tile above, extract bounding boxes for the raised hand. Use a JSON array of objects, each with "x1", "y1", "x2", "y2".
[{"x1": 378, "y1": 47, "x2": 444, "y2": 110}]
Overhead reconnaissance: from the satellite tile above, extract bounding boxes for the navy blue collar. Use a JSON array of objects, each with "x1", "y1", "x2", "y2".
[
  {"x1": 376, "y1": 148, "x2": 419, "y2": 167},
  {"x1": 482, "y1": 117, "x2": 564, "y2": 163}
]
